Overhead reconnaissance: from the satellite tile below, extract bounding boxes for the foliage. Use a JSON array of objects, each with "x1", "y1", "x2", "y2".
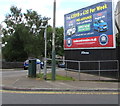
[
  {"x1": 47, "y1": 26, "x2": 64, "y2": 58},
  {"x1": 46, "y1": 26, "x2": 53, "y2": 58},
  {"x1": 2, "y1": 6, "x2": 45, "y2": 61},
  {"x1": 55, "y1": 27, "x2": 64, "y2": 56},
  {"x1": 2, "y1": 6, "x2": 64, "y2": 62},
  {"x1": 2, "y1": 24, "x2": 27, "y2": 61}
]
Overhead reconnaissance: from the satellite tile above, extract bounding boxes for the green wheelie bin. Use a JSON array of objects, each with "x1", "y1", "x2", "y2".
[{"x1": 28, "y1": 59, "x2": 36, "y2": 77}]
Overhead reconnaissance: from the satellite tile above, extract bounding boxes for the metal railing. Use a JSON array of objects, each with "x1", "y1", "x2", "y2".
[
  {"x1": 64, "y1": 60, "x2": 119, "y2": 81},
  {"x1": 47, "y1": 59, "x2": 119, "y2": 81}
]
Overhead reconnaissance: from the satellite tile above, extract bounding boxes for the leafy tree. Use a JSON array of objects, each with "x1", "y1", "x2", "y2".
[
  {"x1": 2, "y1": 6, "x2": 64, "y2": 62},
  {"x1": 2, "y1": 6, "x2": 46, "y2": 61},
  {"x1": 47, "y1": 26, "x2": 53, "y2": 58},
  {"x1": 46, "y1": 26, "x2": 64, "y2": 58},
  {"x1": 55, "y1": 27, "x2": 64, "y2": 56}
]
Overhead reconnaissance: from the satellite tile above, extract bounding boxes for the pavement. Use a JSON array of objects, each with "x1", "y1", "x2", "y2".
[{"x1": 1, "y1": 68, "x2": 119, "y2": 91}]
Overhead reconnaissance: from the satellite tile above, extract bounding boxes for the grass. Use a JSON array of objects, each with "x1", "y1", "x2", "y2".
[{"x1": 36, "y1": 73, "x2": 75, "y2": 81}]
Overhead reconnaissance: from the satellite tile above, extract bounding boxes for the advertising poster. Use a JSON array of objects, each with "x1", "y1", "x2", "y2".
[{"x1": 64, "y1": 0, "x2": 116, "y2": 49}]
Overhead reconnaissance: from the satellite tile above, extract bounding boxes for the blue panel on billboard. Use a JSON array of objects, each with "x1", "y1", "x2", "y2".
[{"x1": 64, "y1": 0, "x2": 116, "y2": 49}]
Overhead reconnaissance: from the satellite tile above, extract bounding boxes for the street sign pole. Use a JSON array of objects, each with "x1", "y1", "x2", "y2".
[
  {"x1": 44, "y1": 26, "x2": 47, "y2": 80},
  {"x1": 52, "y1": 0, "x2": 56, "y2": 81}
]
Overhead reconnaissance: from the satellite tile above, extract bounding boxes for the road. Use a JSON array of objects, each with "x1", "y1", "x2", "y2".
[
  {"x1": 2, "y1": 91, "x2": 119, "y2": 104},
  {"x1": 1, "y1": 69, "x2": 119, "y2": 105},
  {"x1": 1, "y1": 68, "x2": 52, "y2": 78},
  {"x1": 1, "y1": 69, "x2": 28, "y2": 77}
]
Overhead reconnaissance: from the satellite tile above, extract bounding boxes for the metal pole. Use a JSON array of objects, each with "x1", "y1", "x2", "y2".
[
  {"x1": 78, "y1": 62, "x2": 81, "y2": 81},
  {"x1": 66, "y1": 61, "x2": 67, "y2": 77},
  {"x1": 52, "y1": 0, "x2": 56, "y2": 81},
  {"x1": 40, "y1": 18, "x2": 50, "y2": 80},
  {"x1": 98, "y1": 61, "x2": 101, "y2": 81},
  {"x1": 117, "y1": 60, "x2": 119, "y2": 81},
  {"x1": 44, "y1": 27, "x2": 47, "y2": 80}
]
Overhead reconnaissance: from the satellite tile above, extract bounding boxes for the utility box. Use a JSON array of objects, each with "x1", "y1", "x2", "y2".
[{"x1": 28, "y1": 59, "x2": 36, "y2": 77}]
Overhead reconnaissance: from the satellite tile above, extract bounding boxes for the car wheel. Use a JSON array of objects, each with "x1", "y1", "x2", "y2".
[
  {"x1": 41, "y1": 66, "x2": 44, "y2": 69},
  {"x1": 24, "y1": 66, "x2": 28, "y2": 70}
]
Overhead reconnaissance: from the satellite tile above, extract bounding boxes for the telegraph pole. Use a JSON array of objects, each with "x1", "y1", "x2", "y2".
[{"x1": 52, "y1": 0, "x2": 56, "y2": 80}]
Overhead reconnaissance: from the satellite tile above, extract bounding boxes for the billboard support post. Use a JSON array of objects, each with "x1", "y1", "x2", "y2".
[
  {"x1": 78, "y1": 62, "x2": 81, "y2": 81},
  {"x1": 98, "y1": 61, "x2": 101, "y2": 81}
]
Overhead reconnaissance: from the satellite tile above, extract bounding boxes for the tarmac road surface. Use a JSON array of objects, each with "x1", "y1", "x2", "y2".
[
  {"x1": 2, "y1": 90, "x2": 119, "y2": 104},
  {"x1": 1, "y1": 68, "x2": 119, "y2": 105}
]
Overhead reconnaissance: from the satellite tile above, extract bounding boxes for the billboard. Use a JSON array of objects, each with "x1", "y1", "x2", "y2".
[{"x1": 64, "y1": 0, "x2": 116, "y2": 49}]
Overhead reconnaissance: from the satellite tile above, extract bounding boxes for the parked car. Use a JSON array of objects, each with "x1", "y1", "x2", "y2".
[
  {"x1": 94, "y1": 19, "x2": 108, "y2": 32},
  {"x1": 24, "y1": 59, "x2": 44, "y2": 70},
  {"x1": 58, "y1": 63, "x2": 65, "y2": 68},
  {"x1": 66, "y1": 26, "x2": 76, "y2": 36}
]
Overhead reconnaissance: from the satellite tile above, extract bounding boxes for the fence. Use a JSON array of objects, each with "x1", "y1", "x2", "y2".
[
  {"x1": 2, "y1": 61, "x2": 23, "y2": 69},
  {"x1": 47, "y1": 59, "x2": 119, "y2": 81},
  {"x1": 65, "y1": 60, "x2": 119, "y2": 81}
]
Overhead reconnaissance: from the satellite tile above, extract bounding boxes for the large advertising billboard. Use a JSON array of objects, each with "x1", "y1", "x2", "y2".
[{"x1": 64, "y1": 0, "x2": 116, "y2": 49}]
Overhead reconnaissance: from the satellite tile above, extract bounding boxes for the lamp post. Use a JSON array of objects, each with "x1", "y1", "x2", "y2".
[{"x1": 40, "y1": 18, "x2": 51, "y2": 80}]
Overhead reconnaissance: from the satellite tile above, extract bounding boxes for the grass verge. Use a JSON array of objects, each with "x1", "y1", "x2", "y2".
[{"x1": 36, "y1": 73, "x2": 75, "y2": 81}]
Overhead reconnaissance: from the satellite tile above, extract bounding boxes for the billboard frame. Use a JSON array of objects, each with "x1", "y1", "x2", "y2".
[{"x1": 64, "y1": 0, "x2": 116, "y2": 50}]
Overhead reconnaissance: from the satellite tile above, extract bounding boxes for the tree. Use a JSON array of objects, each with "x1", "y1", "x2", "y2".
[
  {"x1": 2, "y1": 6, "x2": 46, "y2": 61},
  {"x1": 2, "y1": 25, "x2": 28, "y2": 61},
  {"x1": 55, "y1": 27, "x2": 64, "y2": 56},
  {"x1": 47, "y1": 26, "x2": 53, "y2": 58},
  {"x1": 2, "y1": 6, "x2": 64, "y2": 62},
  {"x1": 46, "y1": 26, "x2": 64, "y2": 58}
]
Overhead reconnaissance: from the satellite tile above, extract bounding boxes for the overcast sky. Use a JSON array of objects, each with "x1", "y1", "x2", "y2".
[{"x1": 0, "y1": 0, "x2": 118, "y2": 27}]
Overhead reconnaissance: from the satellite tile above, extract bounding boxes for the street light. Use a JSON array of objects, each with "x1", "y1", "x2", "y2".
[{"x1": 40, "y1": 17, "x2": 51, "y2": 80}]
